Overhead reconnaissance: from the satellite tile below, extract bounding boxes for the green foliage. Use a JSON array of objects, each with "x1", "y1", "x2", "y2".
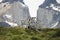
[{"x1": 0, "y1": 27, "x2": 60, "y2": 40}]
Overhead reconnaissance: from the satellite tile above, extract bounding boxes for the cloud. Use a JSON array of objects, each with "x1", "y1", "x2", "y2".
[
  {"x1": 23, "y1": 0, "x2": 45, "y2": 17},
  {"x1": 0, "y1": 0, "x2": 3, "y2": 2}
]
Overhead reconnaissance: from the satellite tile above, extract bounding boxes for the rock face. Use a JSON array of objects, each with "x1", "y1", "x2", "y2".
[
  {"x1": 37, "y1": 0, "x2": 60, "y2": 28},
  {"x1": 39, "y1": 0, "x2": 57, "y2": 8},
  {"x1": 0, "y1": 0, "x2": 30, "y2": 27}
]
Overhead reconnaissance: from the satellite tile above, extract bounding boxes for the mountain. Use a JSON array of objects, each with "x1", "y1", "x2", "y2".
[
  {"x1": 39, "y1": 0, "x2": 57, "y2": 8},
  {"x1": 37, "y1": 0, "x2": 60, "y2": 28},
  {"x1": 0, "y1": 0, "x2": 30, "y2": 27},
  {"x1": 39, "y1": 0, "x2": 60, "y2": 11}
]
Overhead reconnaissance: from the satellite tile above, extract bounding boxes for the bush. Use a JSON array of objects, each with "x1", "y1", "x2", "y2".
[{"x1": 0, "y1": 27, "x2": 60, "y2": 40}]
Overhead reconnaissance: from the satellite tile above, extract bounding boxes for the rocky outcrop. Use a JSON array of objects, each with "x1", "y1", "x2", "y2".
[
  {"x1": 0, "y1": 0, "x2": 30, "y2": 27},
  {"x1": 37, "y1": 0, "x2": 60, "y2": 28}
]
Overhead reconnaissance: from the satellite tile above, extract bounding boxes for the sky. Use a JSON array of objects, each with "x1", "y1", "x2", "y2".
[{"x1": 0, "y1": 0, "x2": 60, "y2": 17}]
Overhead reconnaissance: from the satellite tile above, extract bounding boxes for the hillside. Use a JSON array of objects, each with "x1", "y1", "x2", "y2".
[{"x1": 0, "y1": 27, "x2": 60, "y2": 40}]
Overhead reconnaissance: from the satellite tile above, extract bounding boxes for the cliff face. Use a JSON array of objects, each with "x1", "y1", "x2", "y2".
[
  {"x1": 37, "y1": 0, "x2": 60, "y2": 28},
  {"x1": 0, "y1": 0, "x2": 30, "y2": 27}
]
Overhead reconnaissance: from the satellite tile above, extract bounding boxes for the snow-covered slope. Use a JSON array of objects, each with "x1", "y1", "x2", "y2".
[
  {"x1": 0, "y1": 0, "x2": 30, "y2": 27},
  {"x1": 39, "y1": 0, "x2": 60, "y2": 11},
  {"x1": 37, "y1": 0, "x2": 60, "y2": 28}
]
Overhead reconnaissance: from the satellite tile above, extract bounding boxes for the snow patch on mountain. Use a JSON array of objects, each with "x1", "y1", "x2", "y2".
[
  {"x1": 5, "y1": 21, "x2": 18, "y2": 27},
  {"x1": 56, "y1": 0, "x2": 60, "y2": 4},
  {"x1": 3, "y1": 14, "x2": 12, "y2": 19},
  {"x1": 49, "y1": 4, "x2": 60, "y2": 12},
  {"x1": 51, "y1": 21, "x2": 59, "y2": 28},
  {"x1": 20, "y1": 2, "x2": 26, "y2": 7}
]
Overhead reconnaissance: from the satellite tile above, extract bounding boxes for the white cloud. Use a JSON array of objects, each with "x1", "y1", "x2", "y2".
[
  {"x1": 23, "y1": 0, "x2": 45, "y2": 17},
  {"x1": 0, "y1": 0, "x2": 3, "y2": 2}
]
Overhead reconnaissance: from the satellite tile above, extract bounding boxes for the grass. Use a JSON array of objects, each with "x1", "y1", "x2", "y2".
[{"x1": 0, "y1": 27, "x2": 60, "y2": 40}]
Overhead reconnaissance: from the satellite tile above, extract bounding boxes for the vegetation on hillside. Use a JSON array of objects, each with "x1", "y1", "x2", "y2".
[{"x1": 0, "y1": 27, "x2": 60, "y2": 40}]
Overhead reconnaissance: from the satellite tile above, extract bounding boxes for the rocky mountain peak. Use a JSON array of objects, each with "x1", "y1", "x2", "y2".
[{"x1": 39, "y1": 0, "x2": 58, "y2": 8}]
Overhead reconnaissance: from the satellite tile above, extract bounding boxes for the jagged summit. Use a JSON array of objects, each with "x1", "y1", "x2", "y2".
[
  {"x1": 39, "y1": 0, "x2": 60, "y2": 11},
  {"x1": 39, "y1": 0, "x2": 58, "y2": 8}
]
